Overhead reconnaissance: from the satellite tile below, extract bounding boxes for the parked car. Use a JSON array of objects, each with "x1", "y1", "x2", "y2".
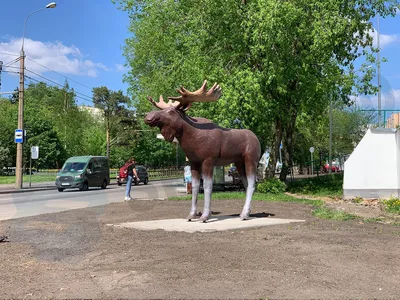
[
  {"x1": 323, "y1": 163, "x2": 340, "y2": 173},
  {"x1": 117, "y1": 164, "x2": 149, "y2": 186},
  {"x1": 55, "y1": 156, "x2": 110, "y2": 192}
]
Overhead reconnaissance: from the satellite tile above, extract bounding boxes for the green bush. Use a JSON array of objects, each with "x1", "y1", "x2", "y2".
[
  {"x1": 257, "y1": 178, "x2": 286, "y2": 194},
  {"x1": 383, "y1": 197, "x2": 400, "y2": 214},
  {"x1": 286, "y1": 174, "x2": 343, "y2": 197}
]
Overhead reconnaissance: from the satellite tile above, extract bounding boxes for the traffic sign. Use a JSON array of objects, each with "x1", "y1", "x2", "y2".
[
  {"x1": 15, "y1": 129, "x2": 23, "y2": 143},
  {"x1": 309, "y1": 147, "x2": 315, "y2": 153},
  {"x1": 31, "y1": 146, "x2": 39, "y2": 159}
]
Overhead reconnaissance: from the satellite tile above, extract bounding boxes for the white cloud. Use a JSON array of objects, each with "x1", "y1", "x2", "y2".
[
  {"x1": 0, "y1": 37, "x2": 109, "y2": 77},
  {"x1": 369, "y1": 29, "x2": 400, "y2": 48},
  {"x1": 354, "y1": 89, "x2": 400, "y2": 109},
  {"x1": 115, "y1": 63, "x2": 128, "y2": 72}
]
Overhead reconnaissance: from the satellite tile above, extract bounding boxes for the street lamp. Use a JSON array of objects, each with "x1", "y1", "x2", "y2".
[
  {"x1": 377, "y1": 14, "x2": 382, "y2": 127},
  {"x1": 15, "y1": 2, "x2": 56, "y2": 189}
]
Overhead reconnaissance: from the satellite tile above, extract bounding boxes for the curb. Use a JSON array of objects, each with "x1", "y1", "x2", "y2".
[
  {"x1": 0, "y1": 178, "x2": 181, "y2": 195},
  {"x1": 0, "y1": 186, "x2": 56, "y2": 195},
  {"x1": 0, "y1": 182, "x2": 118, "y2": 195}
]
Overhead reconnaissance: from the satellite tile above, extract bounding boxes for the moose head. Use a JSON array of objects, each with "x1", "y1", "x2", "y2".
[
  {"x1": 144, "y1": 80, "x2": 261, "y2": 222},
  {"x1": 144, "y1": 80, "x2": 221, "y2": 142}
]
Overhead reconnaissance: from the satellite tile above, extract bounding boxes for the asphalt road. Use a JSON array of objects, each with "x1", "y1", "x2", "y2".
[{"x1": 0, "y1": 179, "x2": 184, "y2": 221}]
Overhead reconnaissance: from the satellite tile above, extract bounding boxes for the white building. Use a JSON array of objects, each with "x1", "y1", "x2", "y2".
[
  {"x1": 78, "y1": 105, "x2": 104, "y2": 119},
  {"x1": 343, "y1": 128, "x2": 400, "y2": 199}
]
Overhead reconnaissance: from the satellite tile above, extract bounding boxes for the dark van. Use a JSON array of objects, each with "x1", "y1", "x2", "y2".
[{"x1": 55, "y1": 156, "x2": 110, "y2": 192}]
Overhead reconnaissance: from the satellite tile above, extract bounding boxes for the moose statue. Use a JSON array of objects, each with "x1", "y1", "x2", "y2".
[{"x1": 144, "y1": 80, "x2": 261, "y2": 222}]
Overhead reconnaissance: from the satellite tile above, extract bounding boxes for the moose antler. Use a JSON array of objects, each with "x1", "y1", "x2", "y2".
[
  {"x1": 147, "y1": 95, "x2": 179, "y2": 110},
  {"x1": 168, "y1": 80, "x2": 222, "y2": 107},
  {"x1": 146, "y1": 80, "x2": 222, "y2": 111}
]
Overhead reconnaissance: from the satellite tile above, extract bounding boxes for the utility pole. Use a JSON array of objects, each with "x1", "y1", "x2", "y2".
[
  {"x1": 15, "y1": 49, "x2": 25, "y2": 189},
  {"x1": 15, "y1": 2, "x2": 57, "y2": 189}
]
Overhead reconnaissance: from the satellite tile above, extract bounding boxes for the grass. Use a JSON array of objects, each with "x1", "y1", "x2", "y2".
[
  {"x1": 0, "y1": 174, "x2": 56, "y2": 184},
  {"x1": 169, "y1": 191, "x2": 362, "y2": 221},
  {"x1": 169, "y1": 191, "x2": 324, "y2": 206},
  {"x1": 382, "y1": 197, "x2": 400, "y2": 214},
  {"x1": 286, "y1": 173, "x2": 343, "y2": 198},
  {"x1": 312, "y1": 206, "x2": 356, "y2": 221}
]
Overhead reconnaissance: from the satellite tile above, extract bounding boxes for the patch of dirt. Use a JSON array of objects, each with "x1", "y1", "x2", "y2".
[
  {"x1": 0, "y1": 199, "x2": 399, "y2": 299},
  {"x1": 285, "y1": 192, "x2": 396, "y2": 221}
]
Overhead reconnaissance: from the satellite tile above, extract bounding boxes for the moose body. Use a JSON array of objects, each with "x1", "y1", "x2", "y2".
[{"x1": 144, "y1": 81, "x2": 261, "y2": 221}]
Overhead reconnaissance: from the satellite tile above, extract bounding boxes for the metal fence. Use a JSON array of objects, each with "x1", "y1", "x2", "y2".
[{"x1": 1, "y1": 167, "x2": 184, "y2": 181}]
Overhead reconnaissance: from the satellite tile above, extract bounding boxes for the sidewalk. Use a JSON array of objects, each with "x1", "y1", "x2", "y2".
[{"x1": 0, "y1": 181, "x2": 57, "y2": 194}]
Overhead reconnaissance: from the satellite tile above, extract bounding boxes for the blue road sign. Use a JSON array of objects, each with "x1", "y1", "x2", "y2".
[{"x1": 15, "y1": 129, "x2": 23, "y2": 143}]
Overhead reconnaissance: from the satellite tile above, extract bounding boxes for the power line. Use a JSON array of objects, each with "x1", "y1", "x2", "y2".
[
  {"x1": 25, "y1": 68, "x2": 93, "y2": 101},
  {"x1": 2, "y1": 67, "x2": 94, "y2": 103},
  {"x1": 24, "y1": 75, "x2": 93, "y2": 104},
  {"x1": 3, "y1": 57, "x2": 20, "y2": 67},
  {"x1": 3, "y1": 65, "x2": 19, "y2": 69},
  {"x1": 1, "y1": 70, "x2": 19, "y2": 75},
  {"x1": 26, "y1": 56, "x2": 92, "y2": 90}
]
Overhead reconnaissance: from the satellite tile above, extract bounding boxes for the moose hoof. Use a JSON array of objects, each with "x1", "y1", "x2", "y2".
[
  {"x1": 199, "y1": 215, "x2": 210, "y2": 223},
  {"x1": 240, "y1": 213, "x2": 250, "y2": 220},
  {"x1": 186, "y1": 213, "x2": 197, "y2": 221}
]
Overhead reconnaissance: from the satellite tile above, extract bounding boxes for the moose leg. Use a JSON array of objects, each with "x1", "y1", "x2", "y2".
[
  {"x1": 199, "y1": 160, "x2": 214, "y2": 222},
  {"x1": 187, "y1": 163, "x2": 201, "y2": 221},
  {"x1": 235, "y1": 162, "x2": 248, "y2": 190},
  {"x1": 240, "y1": 160, "x2": 257, "y2": 220}
]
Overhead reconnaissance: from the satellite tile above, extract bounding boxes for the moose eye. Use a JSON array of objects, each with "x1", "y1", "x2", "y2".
[{"x1": 167, "y1": 109, "x2": 175, "y2": 115}]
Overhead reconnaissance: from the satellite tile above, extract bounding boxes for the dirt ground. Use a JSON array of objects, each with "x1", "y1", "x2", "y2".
[{"x1": 1, "y1": 198, "x2": 399, "y2": 299}]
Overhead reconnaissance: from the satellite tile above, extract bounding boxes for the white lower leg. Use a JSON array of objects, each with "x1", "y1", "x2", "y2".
[
  {"x1": 241, "y1": 174, "x2": 255, "y2": 219},
  {"x1": 200, "y1": 176, "x2": 213, "y2": 220},
  {"x1": 187, "y1": 177, "x2": 200, "y2": 219}
]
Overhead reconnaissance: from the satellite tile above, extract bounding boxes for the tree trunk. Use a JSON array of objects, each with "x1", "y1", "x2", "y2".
[
  {"x1": 279, "y1": 110, "x2": 297, "y2": 182},
  {"x1": 265, "y1": 118, "x2": 283, "y2": 179}
]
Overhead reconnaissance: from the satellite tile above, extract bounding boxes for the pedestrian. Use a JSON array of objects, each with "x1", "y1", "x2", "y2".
[
  {"x1": 184, "y1": 161, "x2": 192, "y2": 194},
  {"x1": 125, "y1": 158, "x2": 139, "y2": 201}
]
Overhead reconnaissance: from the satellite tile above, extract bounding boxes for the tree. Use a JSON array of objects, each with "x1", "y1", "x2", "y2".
[
  {"x1": 0, "y1": 98, "x2": 17, "y2": 165},
  {"x1": 115, "y1": 0, "x2": 400, "y2": 180},
  {"x1": 292, "y1": 107, "x2": 372, "y2": 173},
  {"x1": 92, "y1": 87, "x2": 131, "y2": 157}
]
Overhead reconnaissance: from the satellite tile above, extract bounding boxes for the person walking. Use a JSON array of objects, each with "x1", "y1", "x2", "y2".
[
  {"x1": 184, "y1": 160, "x2": 192, "y2": 194},
  {"x1": 125, "y1": 158, "x2": 139, "y2": 201}
]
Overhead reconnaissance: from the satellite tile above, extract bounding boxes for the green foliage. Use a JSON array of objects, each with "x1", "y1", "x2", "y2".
[
  {"x1": 0, "y1": 81, "x2": 182, "y2": 171},
  {"x1": 312, "y1": 206, "x2": 356, "y2": 221},
  {"x1": 383, "y1": 197, "x2": 400, "y2": 214},
  {"x1": 92, "y1": 86, "x2": 132, "y2": 158},
  {"x1": 257, "y1": 178, "x2": 287, "y2": 194},
  {"x1": 115, "y1": 0, "x2": 400, "y2": 181},
  {"x1": 293, "y1": 108, "x2": 372, "y2": 168},
  {"x1": 287, "y1": 174, "x2": 343, "y2": 197},
  {"x1": 0, "y1": 146, "x2": 11, "y2": 171}
]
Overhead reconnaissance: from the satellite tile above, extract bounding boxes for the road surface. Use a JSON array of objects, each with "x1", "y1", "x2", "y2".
[{"x1": 0, "y1": 179, "x2": 184, "y2": 221}]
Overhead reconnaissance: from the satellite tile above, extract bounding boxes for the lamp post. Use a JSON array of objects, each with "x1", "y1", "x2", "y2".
[
  {"x1": 377, "y1": 14, "x2": 382, "y2": 127},
  {"x1": 15, "y1": 2, "x2": 56, "y2": 189}
]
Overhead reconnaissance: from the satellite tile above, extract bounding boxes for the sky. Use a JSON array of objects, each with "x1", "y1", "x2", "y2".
[
  {"x1": 0, "y1": 1, "x2": 399, "y2": 113},
  {"x1": 0, "y1": 0, "x2": 130, "y2": 107}
]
